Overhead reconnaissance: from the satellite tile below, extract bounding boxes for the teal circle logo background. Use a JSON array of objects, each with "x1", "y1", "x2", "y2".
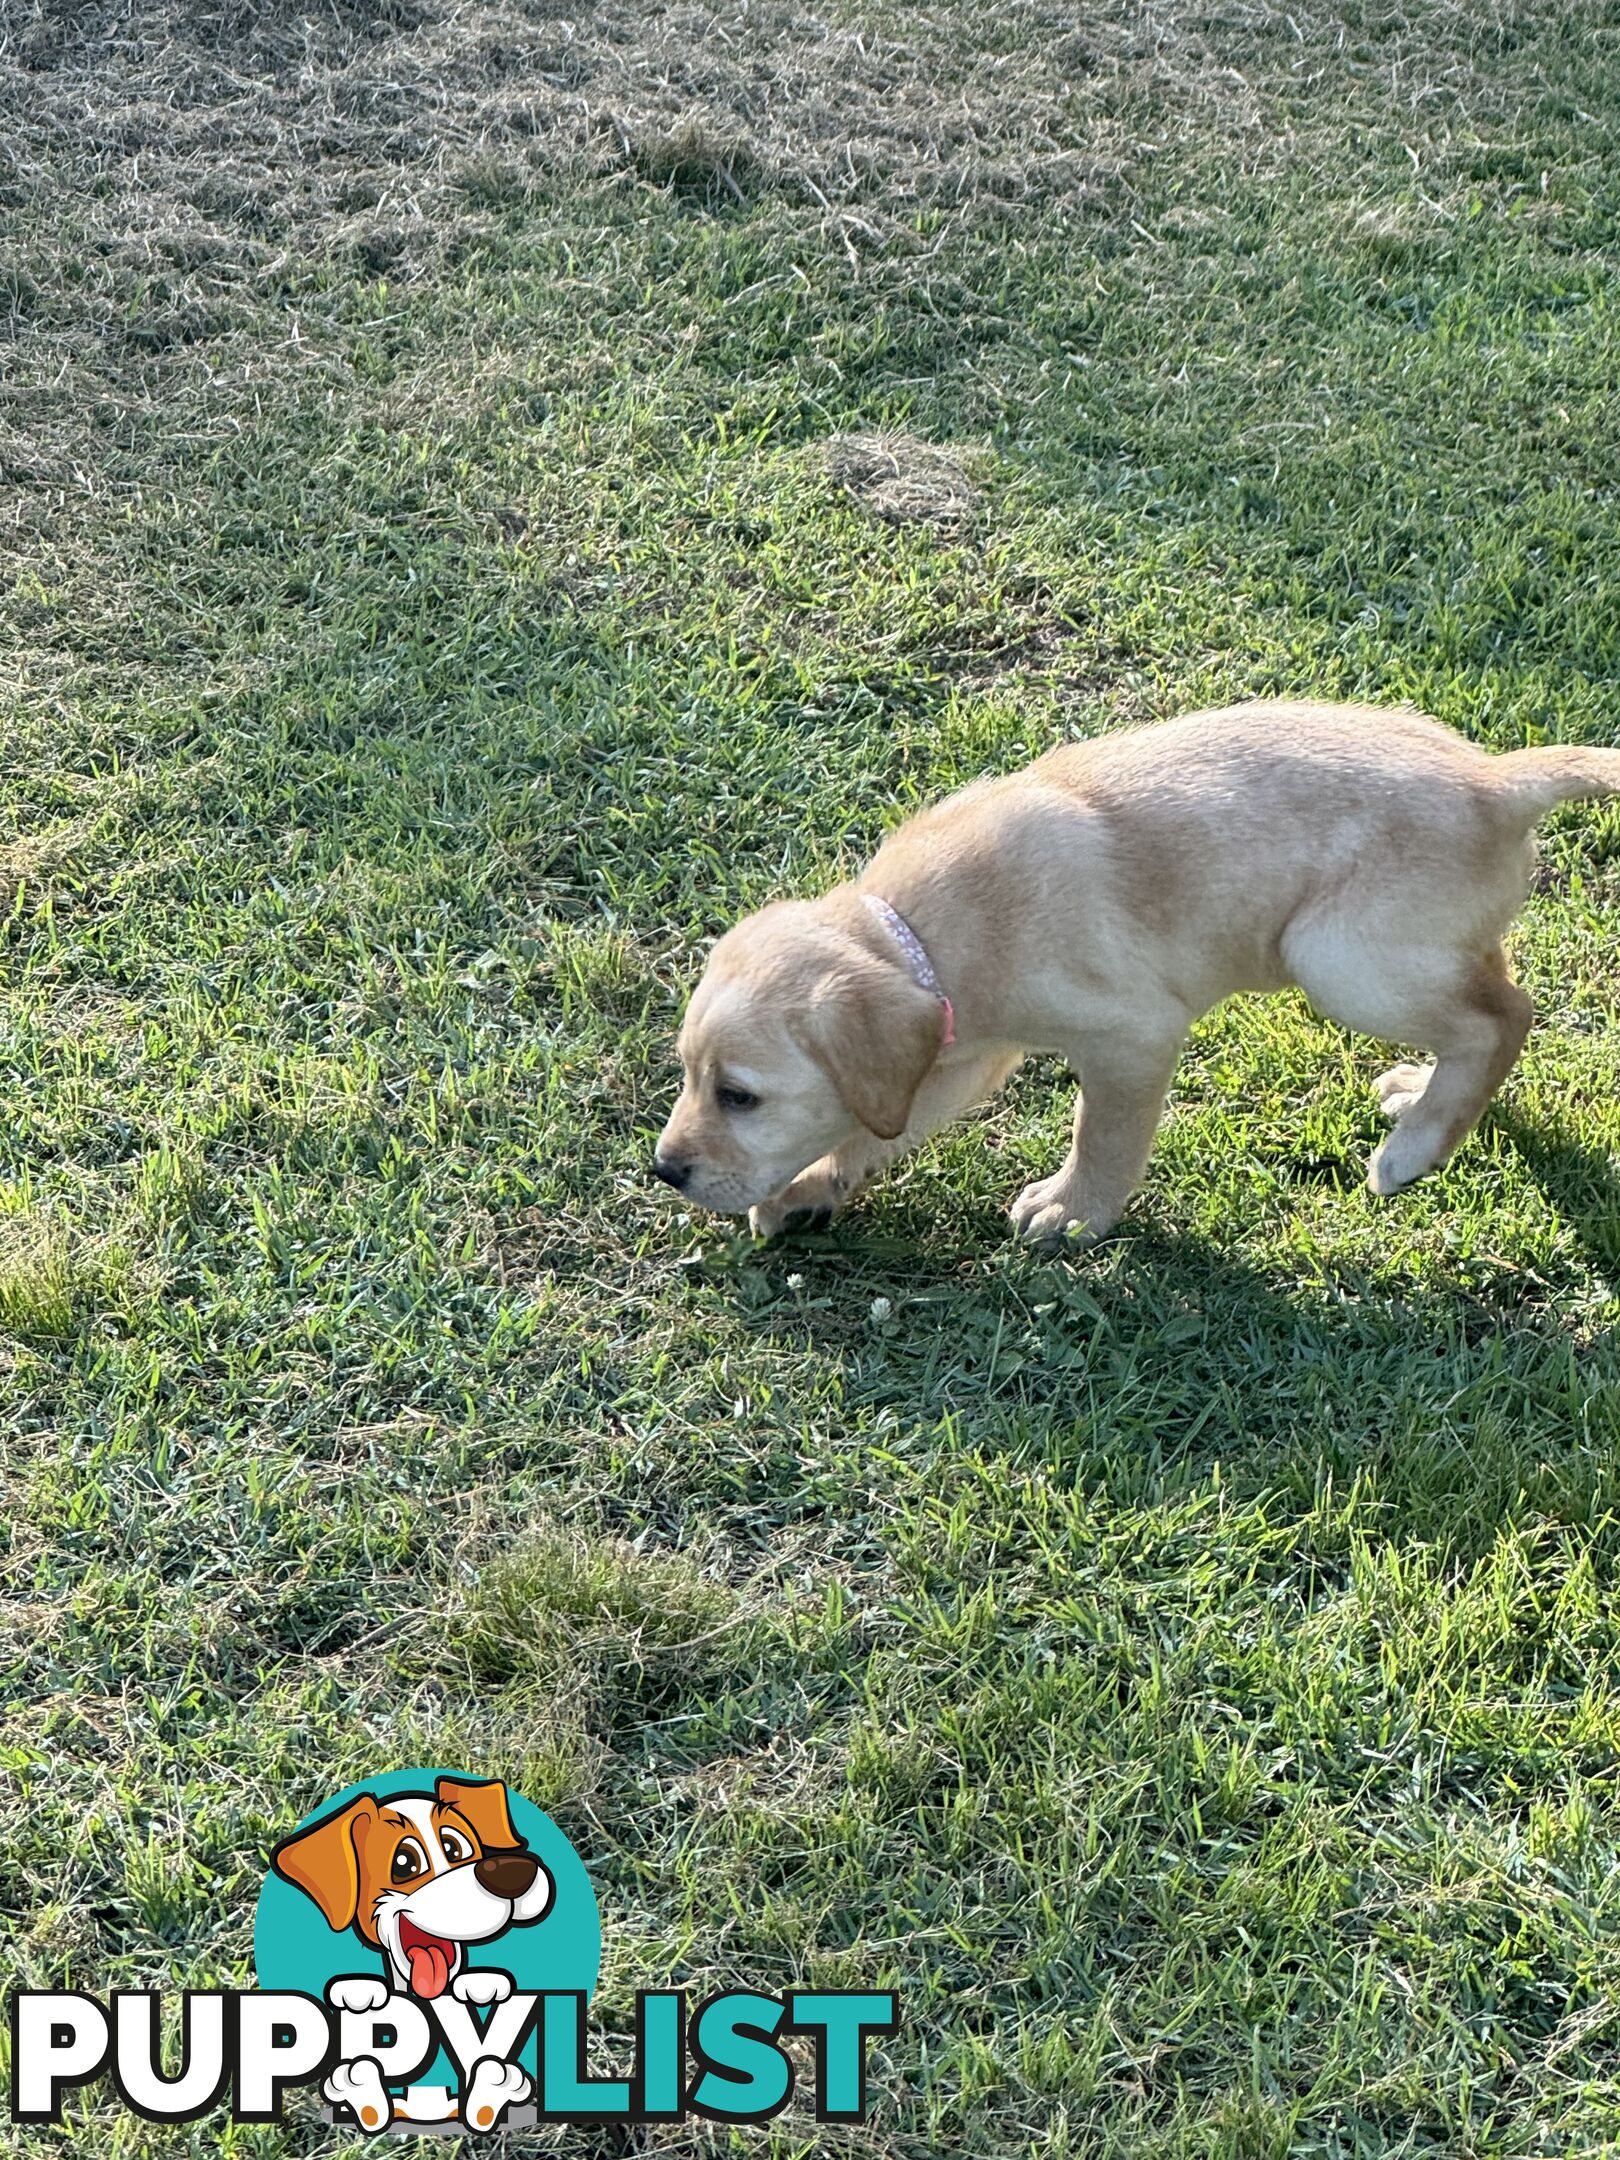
[{"x1": 254, "y1": 1768, "x2": 600, "y2": 2083}]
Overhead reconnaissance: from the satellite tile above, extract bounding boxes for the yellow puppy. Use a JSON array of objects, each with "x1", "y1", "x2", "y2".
[{"x1": 656, "y1": 701, "x2": 1618, "y2": 1243}]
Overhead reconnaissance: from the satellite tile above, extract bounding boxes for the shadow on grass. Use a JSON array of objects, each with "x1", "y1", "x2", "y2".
[
  {"x1": 720, "y1": 1187, "x2": 1620, "y2": 1560},
  {"x1": 1497, "y1": 1106, "x2": 1620, "y2": 1278}
]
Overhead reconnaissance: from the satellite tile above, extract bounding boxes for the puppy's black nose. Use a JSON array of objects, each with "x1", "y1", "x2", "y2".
[
  {"x1": 652, "y1": 1152, "x2": 690, "y2": 1190},
  {"x1": 475, "y1": 1848, "x2": 539, "y2": 1899}
]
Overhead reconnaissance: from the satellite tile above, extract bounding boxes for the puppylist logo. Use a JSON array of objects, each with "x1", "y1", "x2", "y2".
[{"x1": 9, "y1": 1768, "x2": 899, "y2": 2134}]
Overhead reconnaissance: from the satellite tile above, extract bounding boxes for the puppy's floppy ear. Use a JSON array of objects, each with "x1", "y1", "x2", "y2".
[
  {"x1": 793, "y1": 962, "x2": 944, "y2": 1140},
  {"x1": 271, "y1": 1795, "x2": 379, "y2": 1931},
  {"x1": 436, "y1": 1775, "x2": 522, "y2": 1851}
]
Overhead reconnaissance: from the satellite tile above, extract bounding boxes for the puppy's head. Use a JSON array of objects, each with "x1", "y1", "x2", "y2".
[
  {"x1": 655, "y1": 897, "x2": 945, "y2": 1216},
  {"x1": 271, "y1": 1775, "x2": 553, "y2": 1998}
]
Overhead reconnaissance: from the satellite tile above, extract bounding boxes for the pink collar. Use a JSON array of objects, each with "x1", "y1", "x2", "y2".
[{"x1": 863, "y1": 895, "x2": 956, "y2": 1047}]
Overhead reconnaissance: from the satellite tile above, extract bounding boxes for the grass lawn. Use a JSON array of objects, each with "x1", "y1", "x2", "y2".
[{"x1": 3, "y1": 0, "x2": 1620, "y2": 2152}]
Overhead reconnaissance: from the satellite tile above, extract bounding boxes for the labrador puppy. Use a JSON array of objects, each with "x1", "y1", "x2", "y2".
[{"x1": 656, "y1": 700, "x2": 1617, "y2": 1243}]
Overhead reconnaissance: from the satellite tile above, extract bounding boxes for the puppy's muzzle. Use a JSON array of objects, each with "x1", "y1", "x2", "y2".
[
  {"x1": 652, "y1": 1151, "x2": 691, "y2": 1191},
  {"x1": 474, "y1": 1847, "x2": 541, "y2": 1899}
]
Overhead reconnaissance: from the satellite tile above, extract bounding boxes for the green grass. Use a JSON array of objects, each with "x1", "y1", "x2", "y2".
[{"x1": 3, "y1": 0, "x2": 1620, "y2": 2152}]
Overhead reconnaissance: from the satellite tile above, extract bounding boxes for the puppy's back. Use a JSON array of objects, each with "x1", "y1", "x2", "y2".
[{"x1": 1034, "y1": 700, "x2": 1494, "y2": 809}]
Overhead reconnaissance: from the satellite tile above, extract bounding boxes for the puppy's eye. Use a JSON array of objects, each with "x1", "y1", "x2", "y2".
[
  {"x1": 715, "y1": 1085, "x2": 759, "y2": 1112},
  {"x1": 440, "y1": 1829, "x2": 473, "y2": 1864},
  {"x1": 391, "y1": 1838, "x2": 429, "y2": 1883}
]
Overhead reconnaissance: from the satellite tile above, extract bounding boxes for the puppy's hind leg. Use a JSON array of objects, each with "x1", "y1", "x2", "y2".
[
  {"x1": 750, "y1": 1047, "x2": 1023, "y2": 1239},
  {"x1": 1374, "y1": 1062, "x2": 1433, "y2": 1121},
  {"x1": 1366, "y1": 953, "x2": 1530, "y2": 1193},
  {"x1": 1286, "y1": 928, "x2": 1531, "y2": 1194}
]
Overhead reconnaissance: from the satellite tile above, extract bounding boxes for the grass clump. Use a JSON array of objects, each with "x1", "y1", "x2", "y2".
[{"x1": 828, "y1": 431, "x2": 986, "y2": 532}]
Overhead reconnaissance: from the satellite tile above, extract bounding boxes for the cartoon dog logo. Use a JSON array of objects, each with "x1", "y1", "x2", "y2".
[{"x1": 271, "y1": 1774, "x2": 555, "y2": 2130}]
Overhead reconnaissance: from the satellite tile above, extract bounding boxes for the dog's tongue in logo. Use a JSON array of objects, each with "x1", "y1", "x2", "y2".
[{"x1": 400, "y1": 1918, "x2": 454, "y2": 1999}]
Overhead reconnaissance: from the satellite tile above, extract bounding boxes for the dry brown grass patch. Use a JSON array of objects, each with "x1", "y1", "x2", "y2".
[{"x1": 827, "y1": 431, "x2": 984, "y2": 533}]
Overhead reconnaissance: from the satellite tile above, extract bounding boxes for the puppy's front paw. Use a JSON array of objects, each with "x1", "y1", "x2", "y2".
[
  {"x1": 451, "y1": 1967, "x2": 512, "y2": 2007},
  {"x1": 1009, "y1": 1174, "x2": 1106, "y2": 1248},
  {"x1": 1374, "y1": 1062, "x2": 1432, "y2": 1121},
  {"x1": 327, "y1": 1975, "x2": 391, "y2": 2015},
  {"x1": 462, "y1": 2057, "x2": 531, "y2": 2131},
  {"x1": 748, "y1": 1162, "x2": 846, "y2": 1240},
  {"x1": 749, "y1": 1199, "x2": 835, "y2": 1239},
  {"x1": 324, "y1": 2059, "x2": 392, "y2": 2135}
]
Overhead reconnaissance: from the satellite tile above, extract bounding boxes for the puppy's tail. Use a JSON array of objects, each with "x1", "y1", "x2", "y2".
[{"x1": 1497, "y1": 744, "x2": 1620, "y2": 817}]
